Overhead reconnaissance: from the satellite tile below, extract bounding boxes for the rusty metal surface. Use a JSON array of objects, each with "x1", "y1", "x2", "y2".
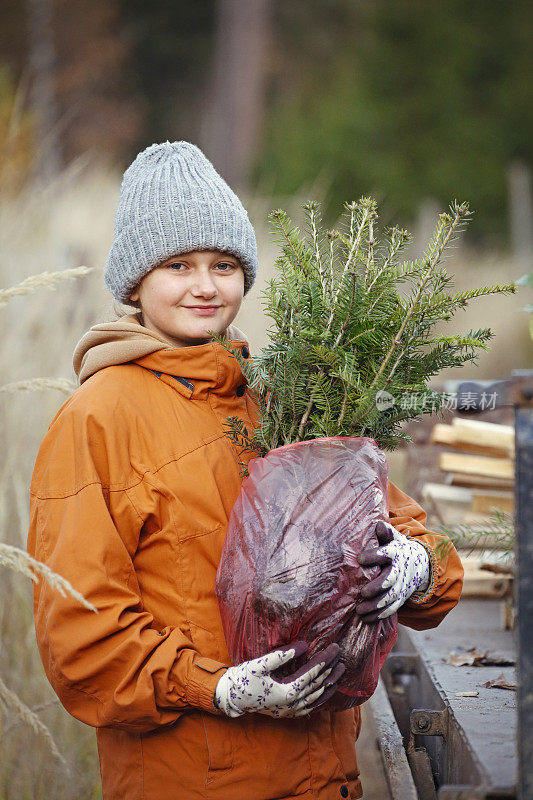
[
  {"x1": 383, "y1": 598, "x2": 517, "y2": 797},
  {"x1": 511, "y1": 369, "x2": 533, "y2": 408},
  {"x1": 410, "y1": 709, "x2": 449, "y2": 738},
  {"x1": 512, "y1": 369, "x2": 533, "y2": 800},
  {"x1": 367, "y1": 677, "x2": 418, "y2": 800},
  {"x1": 382, "y1": 631, "x2": 484, "y2": 797}
]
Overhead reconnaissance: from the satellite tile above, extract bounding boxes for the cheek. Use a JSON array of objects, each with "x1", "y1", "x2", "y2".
[
  {"x1": 146, "y1": 278, "x2": 185, "y2": 309},
  {"x1": 223, "y1": 276, "x2": 245, "y2": 305}
]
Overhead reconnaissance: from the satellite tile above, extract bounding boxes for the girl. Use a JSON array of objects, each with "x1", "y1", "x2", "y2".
[{"x1": 27, "y1": 141, "x2": 463, "y2": 800}]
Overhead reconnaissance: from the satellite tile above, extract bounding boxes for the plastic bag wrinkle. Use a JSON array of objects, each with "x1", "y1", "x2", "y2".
[{"x1": 216, "y1": 437, "x2": 397, "y2": 709}]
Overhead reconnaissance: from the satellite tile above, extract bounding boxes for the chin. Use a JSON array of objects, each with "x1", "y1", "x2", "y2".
[
  {"x1": 190, "y1": 324, "x2": 226, "y2": 337},
  {"x1": 181, "y1": 329, "x2": 218, "y2": 344}
]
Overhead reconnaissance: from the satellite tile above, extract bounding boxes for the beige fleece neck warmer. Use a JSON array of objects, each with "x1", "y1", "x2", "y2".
[{"x1": 72, "y1": 313, "x2": 248, "y2": 385}]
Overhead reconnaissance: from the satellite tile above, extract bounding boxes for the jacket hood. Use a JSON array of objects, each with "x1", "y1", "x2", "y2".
[{"x1": 73, "y1": 312, "x2": 249, "y2": 386}]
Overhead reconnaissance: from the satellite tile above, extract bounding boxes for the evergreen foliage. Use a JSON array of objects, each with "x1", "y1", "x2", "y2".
[
  {"x1": 434, "y1": 509, "x2": 514, "y2": 560},
  {"x1": 212, "y1": 197, "x2": 515, "y2": 471}
]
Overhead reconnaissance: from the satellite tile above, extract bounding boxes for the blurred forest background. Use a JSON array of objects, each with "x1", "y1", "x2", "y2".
[
  {"x1": 2, "y1": 0, "x2": 533, "y2": 243},
  {"x1": 0, "y1": 1, "x2": 532, "y2": 798}
]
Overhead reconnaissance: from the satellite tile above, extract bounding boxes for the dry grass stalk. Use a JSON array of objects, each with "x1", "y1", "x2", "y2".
[
  {"x1": 3, "y1": 698, "x2": 61, "y2": 730},
  {"x1": 0, "y1": 266, "x2": 94, "y2": 307},
  {"x1": 0, "y1": 378, "x2": 76, "y2": 394},
  {"x1": 0, "y1": 674, "x2": 68, "y2": 770},
  {"x1": 0, "y1": 543, "x2": 97, "y2": 613}
]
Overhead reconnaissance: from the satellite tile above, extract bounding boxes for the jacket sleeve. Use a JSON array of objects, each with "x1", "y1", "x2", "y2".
[
  {"x1": 27, "y1": 406, "x2": 228, "y2": 733},
  {"x1": 387, "y1": 479, "x2": 464, "y2": 630}
]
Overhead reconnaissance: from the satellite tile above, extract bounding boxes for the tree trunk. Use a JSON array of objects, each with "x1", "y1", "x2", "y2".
[
  {"x1": 26, "y1": 0, "x2": 62, "y2": 180},
  {"x1": 200, "y1": 0, "x2": 271, "y2": 192},
  {"x1": 507, "y1": 160, "x2": 533, "y2": 265}
]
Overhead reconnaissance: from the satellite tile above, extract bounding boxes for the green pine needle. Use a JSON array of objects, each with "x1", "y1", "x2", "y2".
[
  {"x1": 433, "y1": 509, "x2": 514, "y2": 560},
  {"x1": 211, "y1": 197, "x2": 515, "y2": 457}
]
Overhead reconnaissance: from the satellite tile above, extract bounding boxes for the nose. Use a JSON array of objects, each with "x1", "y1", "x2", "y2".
[{"x1": 190, "y1": 270, "x2": 218, "y2": 298}]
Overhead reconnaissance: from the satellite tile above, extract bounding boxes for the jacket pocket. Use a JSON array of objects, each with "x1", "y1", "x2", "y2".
[
  {"x1": 188, "y1": 619, "x2": 227, "y2": 664},
  {"x1": 201, "y1": 711, "x2": 234, "y2": 777},
  {"x1": 330, "y1": 708, "x2": 362, "y2": 785},
  {"x1": 181, "y1": 530, "x2": 233, "y2": 663}
]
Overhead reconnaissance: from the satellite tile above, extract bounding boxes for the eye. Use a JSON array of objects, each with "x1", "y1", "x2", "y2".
[
  {"x1": 168, "y1": 262, "x2": 186, "y2": 271},
  {"x1": 216, "y1": 262, "x2": 236, "y2": 271}
]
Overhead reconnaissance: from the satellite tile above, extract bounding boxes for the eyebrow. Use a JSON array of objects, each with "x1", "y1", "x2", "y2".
[
  {"x1": 163, "y1": 254, "x2": 239, "y2": 265},
  {"x1": 214, "y1": 254, "x2": 239, "y2": 264}
]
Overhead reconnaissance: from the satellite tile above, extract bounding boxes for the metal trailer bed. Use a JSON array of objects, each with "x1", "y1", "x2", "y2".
[
  {"x1": 368, "y1": 598, "x2": 516, "y2": 800},
  {"x1": 364, "y1": 370, "x2": 533, "y2": 799}
]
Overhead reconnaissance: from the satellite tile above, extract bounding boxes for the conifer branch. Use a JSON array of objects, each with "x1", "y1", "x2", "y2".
[
  {"x1": 333, "y1": 270, "x2": 358, "y2": 348},
  {"x1": 363, "y1": 202, "x2": 469, "y2": 397},
  {"x1": 364, "y1": 215, "x2": 375, "y2": 282},
  {"x1": 214, "y1": 197, "x2": 515, "y2": 454},
  {"x1": 327, "y1": 199, "x2": 372, "y2": 329},
  {"x1": 326, "y1": 230, "x2": 338, "y2": 304},
  {"x1": 338, "y1": 383, "x2": 349, "y2": 427},
  {"x1": 297, "y1": 371, "x2": 322, "y2": 439},
  {"x1": 306, "y1": 201, "x2": 327, "y2": 297},
  {"x1": 270, "y1": 209, "x2": 309, "y2": 289}
]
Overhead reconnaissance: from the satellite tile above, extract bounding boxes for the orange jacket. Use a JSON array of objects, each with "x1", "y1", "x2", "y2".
[{"x1": 27, "y1": 313, "x2": 463, "y2": 800}]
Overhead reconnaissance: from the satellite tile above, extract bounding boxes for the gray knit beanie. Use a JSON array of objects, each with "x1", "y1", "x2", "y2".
[{"x1": 104, "y1": 141, "x2": 258, "y2": 303}]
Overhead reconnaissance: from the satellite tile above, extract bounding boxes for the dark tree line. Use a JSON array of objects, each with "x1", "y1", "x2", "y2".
[{"x1": 0, "y1": 0, "x2": 531, "y2": 245}]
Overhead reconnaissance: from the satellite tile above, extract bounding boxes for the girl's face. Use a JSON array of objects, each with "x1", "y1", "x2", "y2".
[{"x1": 128, "y1": 250, "x2": 245, "y2": 347}]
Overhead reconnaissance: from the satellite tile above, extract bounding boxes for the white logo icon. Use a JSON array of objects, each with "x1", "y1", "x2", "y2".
[{"x1": 375, "y1": 390, "x2": 395, "y2": 412}]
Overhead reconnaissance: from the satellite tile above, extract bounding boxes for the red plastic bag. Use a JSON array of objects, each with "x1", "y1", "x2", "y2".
[{"x1": 215, "y1": 436, "x2": 398, "y2": 710}]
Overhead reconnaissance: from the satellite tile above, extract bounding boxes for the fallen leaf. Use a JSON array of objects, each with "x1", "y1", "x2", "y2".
[
  {"x1": 476, "y1": 653, "x2": 515, "y2": 667},
  {"x1": 447, "y1": 648, "x2": 486, "y2": 666},
  {"x1": 481, "y1": 673, "x2": 516, "y2": 691},
  {"x1": 446, "y1": 647, "x2": 515, "y2": 668}
]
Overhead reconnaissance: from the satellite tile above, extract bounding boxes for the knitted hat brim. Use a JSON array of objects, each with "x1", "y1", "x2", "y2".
[{"x1": 104, "y1": 202, "x2": 257, "y2": 304}]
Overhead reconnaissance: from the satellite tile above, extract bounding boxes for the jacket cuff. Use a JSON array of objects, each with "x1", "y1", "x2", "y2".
[
  {"x1": 406, "y1": 538, "x2": 438, "y2": 605},
  {"x1": 186, "y1": 657, "x2": 228, "y2": 714}
]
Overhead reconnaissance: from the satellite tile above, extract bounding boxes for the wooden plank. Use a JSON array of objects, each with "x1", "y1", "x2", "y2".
[
  {"x1": 502, "y1": 597, "x2": 515, "y2": 630},
  {"x1": 460, "y1": 555, "x2": 513, "y2": 599},
  {"x1": 461, "y1": 511, "x2": 508, "y2": 525},
  {"x1": 448, "y1": 472, "x2": 514, "y2": 490},
  {"x1": 460, "y1": 510, "x2": 495, "y2": 523},
  {"x1": 461, "y1": 566, "x2": 512, "y2": 598},
  {"x1": 471, "y1": 491, "x2": 514, "y2": 514},
  {"x1": 422, "y1": 482, "x2": 473, "y2": 504},
  {"x1": 431, "y1": 422, "x2": 513, "y2": 458},
  {"x1": 425, "y1": 484, "x2": 514, "y2": 513},
  {"x1": 452, "y1": 417, "x2": 514, "y2": 438},
  {"x1": 440, "y1": 452, "x2": 514, "y2": 480},
  {"x1": 421, "y1": 484, "x2": 476, "y2": 526},
  {"x1": 431, "y1": 423, "x2": 459, "y2": 446},
  {"x1": 452, "y1": 418, "x2": 514, "y2": 454}
]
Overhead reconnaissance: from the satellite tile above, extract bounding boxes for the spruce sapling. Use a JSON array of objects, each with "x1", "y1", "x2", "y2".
[{"x1": 211, "y1": 197, "x2": 515, "y2": 473}]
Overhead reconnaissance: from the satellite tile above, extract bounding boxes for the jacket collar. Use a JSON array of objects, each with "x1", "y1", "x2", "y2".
[
  {"x1": 73, "y1": 312, "x2": 249, "y2": 398},
  {"x1": 133, "y1": 342, "x2": 248, "y2": 400}
]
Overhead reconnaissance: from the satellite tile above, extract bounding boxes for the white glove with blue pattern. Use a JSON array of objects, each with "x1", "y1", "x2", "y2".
[
  {"x1": 356, "y1": 521, "x2": 432, "y2": 621},
  {"x1": 214, "y1": 641, "x2": 344, "y2": 718}
]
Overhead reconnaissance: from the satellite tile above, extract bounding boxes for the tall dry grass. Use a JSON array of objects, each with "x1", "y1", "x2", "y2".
[
  {"x1": 0, "y1": 102, "x2": 530, "y2": 798},
  {"x1": 0, "y1": 151, "x2": 121, "y2": 798},
  {"x1": 0, "y1": 140, "x2": 329, "y2": 798}
]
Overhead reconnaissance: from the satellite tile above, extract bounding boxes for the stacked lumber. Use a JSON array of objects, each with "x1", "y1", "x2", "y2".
[
  {"x1": 457, "y1": 555, "x2": 513, "y2": 600},
  {"x1": 430, "y1": 418, "x2": 514, "y2": 498},
  {"x1": 423, "y1": 418, "x2": 514, "y2": 605}
]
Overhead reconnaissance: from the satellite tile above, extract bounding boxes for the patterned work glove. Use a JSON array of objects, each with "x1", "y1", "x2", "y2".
[
  {"x1": 355, "y1": 521, "x2": 432, "y2": 622},
  {"x1": 214, "y1": 641, "x2": 344, "y2": 718}
]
